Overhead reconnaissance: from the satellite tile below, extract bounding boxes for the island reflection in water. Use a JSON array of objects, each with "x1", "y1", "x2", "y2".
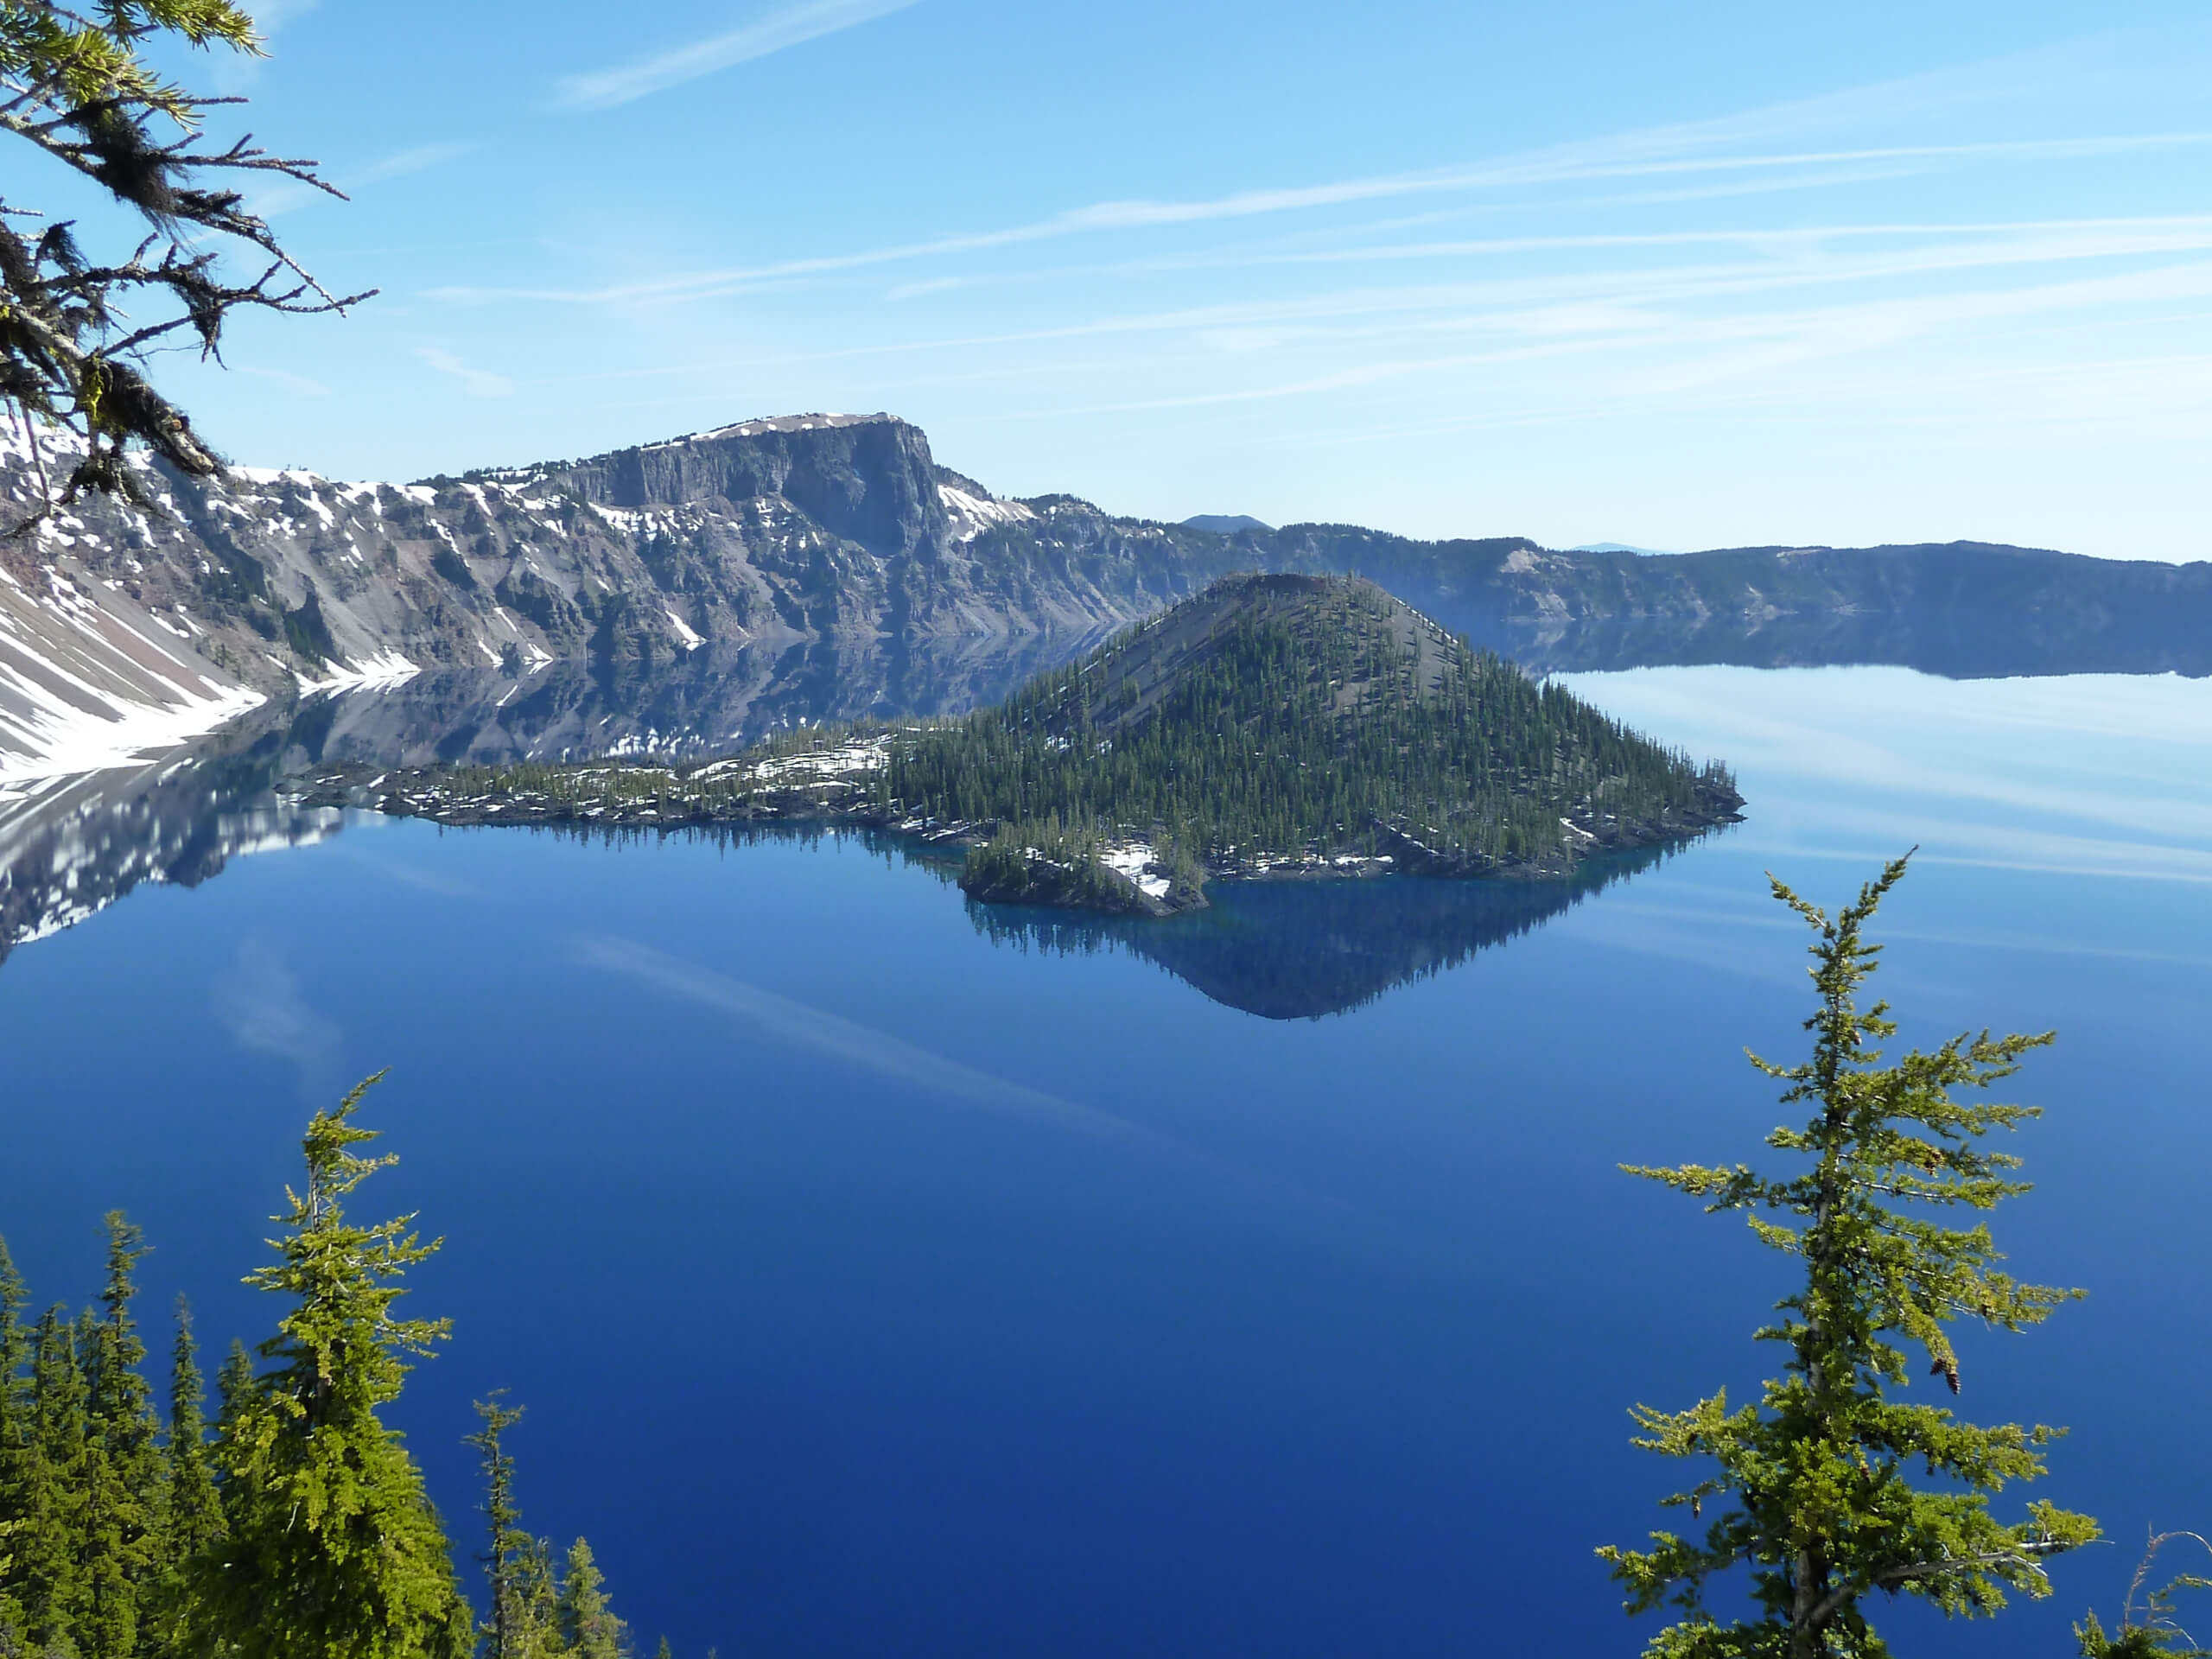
[
  {"x1": 963, "y1": 842, "x2": 1690, "y2": 1019},
  {"x1": 0, "y1": 725, "x2": 1710, "y2": 1016}
]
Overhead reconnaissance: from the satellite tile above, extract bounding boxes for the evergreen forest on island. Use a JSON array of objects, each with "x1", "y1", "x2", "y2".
[
  {"x1": 880, "y1": 575, "x2": 1738, "y2": 873},
  {"x1": 351, "y1": 575, "x2": 1744, "y2": 906}
]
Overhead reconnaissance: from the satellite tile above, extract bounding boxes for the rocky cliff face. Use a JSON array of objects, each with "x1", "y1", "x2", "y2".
[
  {"x1": 0, "y1": 411, "x2": 1242, "y2": 776},
  {"x1": 7, "y1": 406, "x2": 2212, "y2": 776}
]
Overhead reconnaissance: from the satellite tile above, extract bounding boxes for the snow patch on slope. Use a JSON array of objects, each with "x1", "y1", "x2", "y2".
[
  {"x1": 0, "y1": 678, "x2": 264, "y2": 785},
  {"x1": 1098, "y1": 841, "x2": 1172, "y2": 901},
  {"x1": 940, "y1": 484, "x2": 1036, "y2": 543},
  {"x1": 296, "y1": 650, "x2": 422, "y2": 696}
]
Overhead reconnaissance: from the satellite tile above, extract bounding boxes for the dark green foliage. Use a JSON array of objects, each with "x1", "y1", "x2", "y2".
[
  {"x1": 510, "y1": 1536, "x2": 564, "y2": 1658},
  {"x1": 154, "y1": 1299, "x2": 222, "y2": 1655},
  {"x1": 558, "y1": 1540, "x2": 630, "y2": 1659},
  {"x1": 0, "y1": 1087, "x2": 638, "y2": 1659},
  {"x1": 886, "y1": 576, "x2": 1732, "y2": 868},
  {"x1": 162, "y1": 1300, "x2": 222, "y2": 1565},
  {"x1": 81, "y1": 1214, "x2": 164, "y2": 1658},
  {"x1": 469, "y1": 1395, "x2": 628, "y2": 1658},
  {"x1": 961, "y1": 818, "x2": 1153, "y2": 912},
  {"x1": 184, "y1": 1072, "x2": 474, "y2": 1659},
  {"x1": 20, "y1": 1307, "x2": 89, "y2": 1649},
  {"x1": 1600, "y1": 855, "x2": 2096, "y2": 1656},
  {"x1": 212, "y1": 1339, "x2": 255, "y2": 1446},
  {"x1": 470, "y1": 1393, "x2": 531, "y2": 1659},
  {"x1": 0, "y1": 1241, "x2": 27, "y2": 1643}
]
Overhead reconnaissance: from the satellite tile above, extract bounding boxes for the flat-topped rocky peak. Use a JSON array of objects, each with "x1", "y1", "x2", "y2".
[
  {"x1": 1062, "y1": 572, "x2": 1471, "y2": 738},
  {"x1": 524, "y1": 411, "x2": 950, "y2": 557}
]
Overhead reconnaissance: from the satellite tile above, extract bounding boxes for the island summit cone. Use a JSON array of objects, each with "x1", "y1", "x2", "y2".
[{"x1": 931, "y1": 572, "x2": 1744, "y2": 911}]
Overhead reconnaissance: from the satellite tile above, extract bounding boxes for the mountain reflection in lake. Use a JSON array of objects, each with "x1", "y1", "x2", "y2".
[
  {"x1": 0, "y1": 630, "x2": 1105, "y2": 968},
  {"x1": 11, "y1": 590, "x2": 2212, "y2": 973}
]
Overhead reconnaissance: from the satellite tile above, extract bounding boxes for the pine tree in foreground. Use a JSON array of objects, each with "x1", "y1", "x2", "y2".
[
  {"x1": 2077, "y1": 1531, "x2": 2212, "y2": 1657},
  {"x1": 164, "y1": 1300, "x2": 224, "y2": 1554},
  {"x1": 470, "y1": 1393, "x2": 531, "y2": 1659},
  {"x1": 82, "y1": 1212, "x2": 164, "y2": 1659},
  {"x1": 184, "y1": 1071, "x2": 474, "y2": 1659},
  {"x1": 0, "y1": 1239, "x2": 28, "y2": 1644},
  {"x1": 557, "y1": 1539, "x2": 632, "y2": 1659},
  {"x1": 20, "y1": 1306, "x2": 89, "y2": 1649},
  {"x1": 154, "y1": 1296, "x2": 225, "y2": 1656},
  {"x1": 1599, "y1": 854, "x2": 2098, "y2": 1657}
]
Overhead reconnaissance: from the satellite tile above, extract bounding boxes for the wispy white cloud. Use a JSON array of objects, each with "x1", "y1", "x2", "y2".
[
  {"x1": 557, "y1": 0, "x2": 922, "y2": 111},
  {"x1": 574, "y1": 937, "x2": 1340, "y2": 1214},
  {"x1": 353, "y1": 143, "x2": 476, "y2": 187},
  {"x1": 238, "y1": 365, "x2": 332, "y2": 397},
  {"x1": 209, "y1": 0, "x2": 319, "y2": 92},
  {"x1": 428, "y1": 133, "x2": 2212, "y2": 308},
  {"x1": 249, "y1": 0, "x2": 321, "y2": 35},
  {"x1": 415, "y1": 346, "x2": 513, "y2": 397},
  {"x1": 250, "y1": 141, "x2": 474, "y2": 219},
  {"x1": 214, "y1": 939, "x2": 342, "y2": 1091},
  {"x1": 577, "y1": 936, "x2": 1152, "y2": 1143}
]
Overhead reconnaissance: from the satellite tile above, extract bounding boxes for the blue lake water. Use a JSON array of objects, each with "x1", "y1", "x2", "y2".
[{"x1": 4, "y1": 664, "x2": 2211, "y2": 1656}]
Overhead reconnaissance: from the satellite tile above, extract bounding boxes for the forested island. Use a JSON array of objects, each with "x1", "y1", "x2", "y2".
[{"x1": 289, "y1": 575, "x2": 1742, "y2": 915}]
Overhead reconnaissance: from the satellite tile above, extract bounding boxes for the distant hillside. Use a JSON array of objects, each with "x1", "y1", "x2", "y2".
[
  {"x1": 10, "y1": 407, "x2": 2212, "y2": 776},
  {"x1": 1182, "y1": 513, "x2": 1273, "y2": 535}
]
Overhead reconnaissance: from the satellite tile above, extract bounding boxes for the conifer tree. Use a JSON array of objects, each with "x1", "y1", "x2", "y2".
[
  {"x1": 185, "y1": 1072, "x2": 474, "y2": 1659},
  {"x1": 149, "y1": 1295, "x2": 224, "y2": 1655},
  {"x1": 211, "y1": 1339, "x2": 254, "y2": 1444},
  {"x1": 164, "y1": 1300, "x2": 222, "y2": 1563},
  {"x1": 1600, "y1": 855, "x2": 2098, "y2": 1656},
  {"x1": 18, "y1": 1306, "x2": 87, "y2": 1650},
  {"x1": 468, "y1": 1393, "x2": 531, "y2": 1659},
  {"x1": 0, "y1": 1238, "x2": 27, "y2": 1643},
  {"x1": 510, "y1": 1535, "x2": 564, "y2": 1659},
  {"x1": 81, "y1": 1211, "x2": 164, "y2": 1658},
  {"x1": 557, "y1": 1538, "x2": 631, "y2": 1659}
]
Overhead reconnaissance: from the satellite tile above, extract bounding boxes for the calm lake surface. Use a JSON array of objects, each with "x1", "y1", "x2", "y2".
[{"x1": 4, "y1": 664, "x2": 2210, "y2": 1656}]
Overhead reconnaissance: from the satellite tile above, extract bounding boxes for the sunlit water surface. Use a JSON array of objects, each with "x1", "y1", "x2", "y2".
[{"x1": 4, "y1": 664, "x2": 2210, "y2": 1657}]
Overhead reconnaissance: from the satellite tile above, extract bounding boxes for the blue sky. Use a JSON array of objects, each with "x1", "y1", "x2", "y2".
[{"x1": 110, "y1": 0, "x2": 2212, "y2": 556}]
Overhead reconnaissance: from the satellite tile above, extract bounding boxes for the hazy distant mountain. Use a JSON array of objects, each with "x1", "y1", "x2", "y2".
[
  {"x1": 1570, "y1": 542, "x2": 1679, "y2": 556},
  {"x1": 10, "y1": 409, "x2": 2212, "y2": 772},
  {"x1": 1182, "y1": 513, "x2": 1274, "y2": 535}
]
